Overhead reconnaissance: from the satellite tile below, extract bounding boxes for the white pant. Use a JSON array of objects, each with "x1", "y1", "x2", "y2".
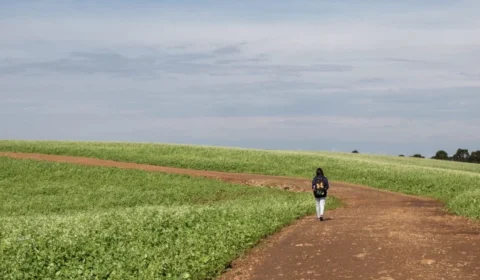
[{"x1": 315, "y1": 197, "x2": 326, "y2": 218}]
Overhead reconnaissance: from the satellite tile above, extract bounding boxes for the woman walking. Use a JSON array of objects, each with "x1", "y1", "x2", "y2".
[{"x1": 312, "y1": 168, "x2": 329, "y2": 221}]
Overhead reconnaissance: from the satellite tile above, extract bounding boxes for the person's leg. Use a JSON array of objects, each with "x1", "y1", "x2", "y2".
[
  {"x1": 315, "y1": 197, "x2": 321, "y2": 219},
  {"x1": 319, "y1": 197, "x2": 326, "y2": 218}
]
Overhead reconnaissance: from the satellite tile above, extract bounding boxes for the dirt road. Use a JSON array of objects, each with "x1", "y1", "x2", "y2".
[{"x1": 2, "y1": 152, "x2": 479, "y2": 280}]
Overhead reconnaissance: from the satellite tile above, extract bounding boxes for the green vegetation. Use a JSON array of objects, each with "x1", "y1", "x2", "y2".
[
  {"x1": 1, "y1": 140, "x2": 479, "y2": 219},
  {"x1": 0, "y1": 157, "x2": 341, "y2": 279}
]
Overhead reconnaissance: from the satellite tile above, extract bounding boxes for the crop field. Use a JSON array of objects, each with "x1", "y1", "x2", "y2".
[
  {"x1": 0, "y1": 157, "x2": 341, "y2": 279},
  {"x1": 1, "y1": 140, "x2": 479, "y2": 219}
]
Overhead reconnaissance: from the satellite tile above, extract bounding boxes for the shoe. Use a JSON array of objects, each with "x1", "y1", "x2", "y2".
[{"x1": 320, "y1": 216, "x2": 324, "y2": 221}]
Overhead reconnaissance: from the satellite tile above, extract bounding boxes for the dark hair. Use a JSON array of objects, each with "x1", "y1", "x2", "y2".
[{"x1": 316, "y1": 168, "x2": 324, "y2": 176}]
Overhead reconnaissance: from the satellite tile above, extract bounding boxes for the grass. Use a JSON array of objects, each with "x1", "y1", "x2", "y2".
[
  {"x1": 0, "y1": 157, "x2": 341, "y2": 280},
  {"x1": 0, "y1": 140, "x2": 479, "y2": 219}
]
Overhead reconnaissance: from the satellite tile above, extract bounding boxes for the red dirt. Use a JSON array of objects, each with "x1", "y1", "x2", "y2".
[{"x1": 1, "y1": 152, "x2": 480, "y2": 280}]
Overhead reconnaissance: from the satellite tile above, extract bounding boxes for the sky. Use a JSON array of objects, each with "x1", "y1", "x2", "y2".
[{"x1": 1, "y1": 0, "x2": 479, "y2": 157}]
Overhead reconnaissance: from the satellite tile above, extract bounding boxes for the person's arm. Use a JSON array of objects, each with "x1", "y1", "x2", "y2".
[{"x1": 324, "y1": 177, "x2": 330, "y2": 190}]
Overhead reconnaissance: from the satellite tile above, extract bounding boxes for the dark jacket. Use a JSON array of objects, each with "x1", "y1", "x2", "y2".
[{"x1": 312, "y1": 175, "x2": 329, "y2": 198}]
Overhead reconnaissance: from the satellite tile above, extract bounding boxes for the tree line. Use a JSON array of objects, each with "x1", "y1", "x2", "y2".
[
  {"x1": 351, "y1": 149, "x2": 480, "y2": 164},
  {"x1": 429, "y1": 148, "x2": 480, "y2": 163}
]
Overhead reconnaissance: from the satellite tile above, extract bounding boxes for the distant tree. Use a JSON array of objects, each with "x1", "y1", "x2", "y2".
[
  {"x1": 469, "y1": 150, "x2": 480, "y2": 163},
  {"x1": 432, "y1": 150, "x2": 449, "y2": 160},
  {"x1": 453, "y1": 148, "x2": 470, "y2": 162},
  {"x1": 412, "y1": 154, "x2": 425, "y2": 158},
  {"x1": 399, "y1": 154, "x2": 405, "y2": 157},
  {"x1": 352, "y1": 150, "x2": 359, "y2": 154}
]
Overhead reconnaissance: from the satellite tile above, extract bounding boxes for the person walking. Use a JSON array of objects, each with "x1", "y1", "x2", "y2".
[{"x1": 312, "y1": 168, "x2": 329, "y2": 221}]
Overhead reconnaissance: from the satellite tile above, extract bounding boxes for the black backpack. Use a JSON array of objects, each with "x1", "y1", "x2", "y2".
[{"x1": 313, "y1": 177, "x2": 326, "y2": 197}]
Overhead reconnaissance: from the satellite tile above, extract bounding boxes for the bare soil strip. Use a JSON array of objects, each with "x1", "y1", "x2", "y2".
[{"x1": 1, "y1": 152, "x2": 479, "y2": 280}]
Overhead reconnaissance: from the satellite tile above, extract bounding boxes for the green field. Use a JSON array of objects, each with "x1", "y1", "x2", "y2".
[
  {"x1": 0, "y1": 157, "x2": 341, "y2": 279},
  {"x1": 1, "y1": 140, "x2": 479, "y2": 219}
]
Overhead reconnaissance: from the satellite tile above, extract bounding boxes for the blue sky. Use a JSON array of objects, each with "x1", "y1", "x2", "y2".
[{"x1": 1, "y1": 0, "x2": 479, "y2": 156}]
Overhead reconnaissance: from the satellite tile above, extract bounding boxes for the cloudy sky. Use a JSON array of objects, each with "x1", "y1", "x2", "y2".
[{"x1": 1, "y1": 0, "x2": 479, "y2": 156}]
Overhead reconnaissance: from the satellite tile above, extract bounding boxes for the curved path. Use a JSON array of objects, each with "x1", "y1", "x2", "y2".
[{"x1": 2, "y1": 152, "x2": 480, "y2": 280}]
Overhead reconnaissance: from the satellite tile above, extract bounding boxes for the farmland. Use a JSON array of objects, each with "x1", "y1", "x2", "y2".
[
  {"x1": 0, "y1": 156, "x2": 340, "y2": 279},
  {"x1": 1, "y1": 140, "x2": 480, "y2": 279},
  {"x1": 1, "y1": 140, "x2": 479, "y2": 219}
]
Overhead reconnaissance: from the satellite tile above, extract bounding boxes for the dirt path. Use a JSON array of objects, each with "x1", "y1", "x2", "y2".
[{"x1": 2, "y1": 152, "x2": 480, "y2": 280}]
